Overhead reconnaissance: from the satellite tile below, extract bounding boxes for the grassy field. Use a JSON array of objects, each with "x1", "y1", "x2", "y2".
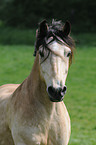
[{"x1": 0, "y1": 32, "x2": 96, "y2": 144}]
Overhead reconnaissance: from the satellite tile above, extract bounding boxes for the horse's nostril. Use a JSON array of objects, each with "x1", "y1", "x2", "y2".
[
  {"x1": 62, "y1": 86, "x2": 67, "y2": 93},
  {"x1": 47, "y1": 85, "x2": 67, "y2": 102},
  {"x1": 48, "y1": 86, "x2": 53, "y2": 94},
  {"x1": 47, "y1": 86, "x2": 55, "y2": 97}
]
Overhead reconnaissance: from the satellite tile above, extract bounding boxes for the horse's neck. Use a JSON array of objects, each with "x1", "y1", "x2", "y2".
[
  {"x1": 27, "y1": 54, "x2": 48, "y2": 102},
  {"x1": 12, "y1": 53, "x2": 54, "y2": 113}
]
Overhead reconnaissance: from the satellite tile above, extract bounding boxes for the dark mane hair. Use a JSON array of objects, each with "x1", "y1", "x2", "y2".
[
  {"x1": 50, "y1": 19, "x2": 75, "y2": 49},
  {"x1": 34, "y1": 19, "x2": 75, "y2": 64}
]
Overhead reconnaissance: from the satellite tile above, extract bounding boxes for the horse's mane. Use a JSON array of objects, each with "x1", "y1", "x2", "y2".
[
  {"x1": 49, "y1": 19, "x2": 75, "y2": 49},
  {"x1": 34, "y1": 20, "x2": 75, "y2": 63}
]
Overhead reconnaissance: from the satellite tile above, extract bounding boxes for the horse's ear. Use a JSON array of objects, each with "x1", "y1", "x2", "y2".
[
  {"x1": 63, "y1": 21, "x2": 71, "y2": 36},
  {"x1": 39, "y1": 20, "x2": 48, "y2": 36}
]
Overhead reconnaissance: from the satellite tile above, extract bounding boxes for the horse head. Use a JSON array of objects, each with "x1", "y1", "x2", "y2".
[{"x1": 34, "y1": 20, "x2": 75, "y2": 102}]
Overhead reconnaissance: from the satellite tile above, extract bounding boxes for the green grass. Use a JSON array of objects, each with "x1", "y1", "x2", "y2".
[
  {"x1": 0, "y1": 45, "x2": 35, "y2": 84},
  {"x1": 65, "y1": 46, "x2": 96, "y2": 145},
  {"x1": 0, "y1": 33, "x2": 96, "y2": 144}
]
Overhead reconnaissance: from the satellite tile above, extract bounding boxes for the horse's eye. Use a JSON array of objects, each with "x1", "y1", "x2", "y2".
[{"x1": 67, "y1": 52, "x2": 71, "y2": 57}]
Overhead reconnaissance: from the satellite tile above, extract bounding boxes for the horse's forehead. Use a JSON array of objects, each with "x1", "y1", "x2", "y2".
[{"x1": 49, "y1": 41, "x2": 71, "y2": 54}]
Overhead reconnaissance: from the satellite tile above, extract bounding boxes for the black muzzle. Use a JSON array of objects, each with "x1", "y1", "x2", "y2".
[{"x1": 47, "y1": 86, "x2": 67, "y2": 102}]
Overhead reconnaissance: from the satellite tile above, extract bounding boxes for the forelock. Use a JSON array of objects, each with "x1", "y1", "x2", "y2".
[{"x1": 34, "y1": 20, "x2": 75, "y2": 60}]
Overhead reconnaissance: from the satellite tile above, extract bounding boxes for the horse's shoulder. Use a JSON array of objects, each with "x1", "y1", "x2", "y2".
[{"x1": 0, "y1": 84, "x2": 20, "y2": 95}]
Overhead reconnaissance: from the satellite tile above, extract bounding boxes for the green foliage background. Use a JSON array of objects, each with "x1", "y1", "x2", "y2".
[{"x1": 0, "y1": 0, "x2": 96, "y2": 32}]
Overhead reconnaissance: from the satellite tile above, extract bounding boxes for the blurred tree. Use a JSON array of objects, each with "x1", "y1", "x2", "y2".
[{"x1": 0, "y1": 0, "x2": 95, "y2": 32}]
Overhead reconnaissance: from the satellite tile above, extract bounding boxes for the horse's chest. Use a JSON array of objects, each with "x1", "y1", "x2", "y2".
[
  {"x1": 47, "y1": 117, "x2": 65, "y2": 145},
  {"x1": 47, "y1": 105, "x2": 70, "y2": 145}
]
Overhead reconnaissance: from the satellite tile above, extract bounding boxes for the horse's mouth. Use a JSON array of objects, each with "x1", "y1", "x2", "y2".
[{"x1": 47, "y1": 86, "x2": 67, "y2": 102}]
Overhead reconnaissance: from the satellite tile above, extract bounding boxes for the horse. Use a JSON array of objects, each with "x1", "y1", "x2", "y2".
[{"x1": 0, "y1": 20, "x2": 75, "y2": 145}]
